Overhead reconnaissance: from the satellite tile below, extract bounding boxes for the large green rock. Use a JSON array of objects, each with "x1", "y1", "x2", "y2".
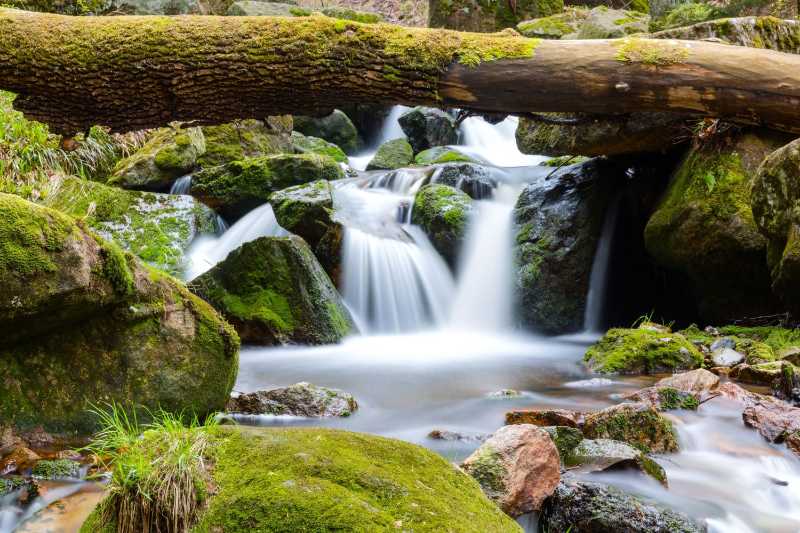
[
  {"x1": 191, "y1": 153, "x2": 344, "y2": 221},
  {"x1": 197, "y1": 118, "x2": 293, "y2": 169},
  {"x1": 291, "y1": 131, "x2": 348, "y2": 163},
  {"x1": 293, "y1": 110, "x2": 361, "y2": 155},
  {"x1": 576, "y1": 6, "x2": 649, "y2": 38},
  {"x1": 0, "y1": 193, "x2": 239, "y2": 437},
  {"x1": 367, "y1": 138, "x2": 414, "y2": 170},
  {"x1": 653, "y1": 16, "x2": 800, "y2": 51},
  {"x1": 516, "y1": 7, "x2": 588, "y2": 38},
  {"x1": 411, "y1": 184, "x2": 472, "y2": 267},
  {"x1": 270, "y1": 180, "x2": 343, "y2": 284},
  {"x1": 190, "y1": 235, "x2": 353, "y2": 345},
  {"x1": 225, "y1": 1, "x2": 296, "y2": 15},
  {"x1": 752, "y1": 137, "x2": 800, "y2": 312},
  {"x1": 109, "y1": 127, "x2": 205, "y2": 191},
  {"x1": 645, "y1": 129, "x2": 789, "y2": 322},
  {"x1": 81, "y1": 426, "x2": 521, "y2": 532},
  {"x1": 429, "y1": 0, "x2": 563, "y2": 32},
  {"x1": 584, "y1": 323, "x2": 704, "y2": 374},
  {"x1": 583, "y1": 402, "x2": 679, "y2": 453},
  {"x1": 415, "y1": 146, "x2": 475, "y2": 166},
  {"x1": 1, "y1": 174, "x2": 216, "y2": 275}
]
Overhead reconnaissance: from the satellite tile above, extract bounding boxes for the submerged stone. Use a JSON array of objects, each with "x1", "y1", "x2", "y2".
[
  {"x1": 190, "y1": 235, "x2": 353, "y2": 345},
  {"x1": 227, "y1": 382, "x2": 357, "y2": 417},
  {"x1": 582, "y1": 402, "x2": 679, "y2": 453},
  {"x1": 430, "y1": 162, "x2": 498, "y2": 199}
]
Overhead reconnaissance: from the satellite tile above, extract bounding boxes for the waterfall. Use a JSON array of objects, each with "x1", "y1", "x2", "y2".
[
  {"x1": 583, "y1": 195, "x2": 621, "y2": 333},
  {"x1": 348, "y1": 105, "x2": 410, "y2": 171},
  {"x1": 458, "y1": 116, "x2": 547, "y2": 168},
  {"x1": 184, "y1": 203, "x2": 285, "y2": 280},
  {"x1": 170, "y1": 174, "x2": 193, "y2": 195}
]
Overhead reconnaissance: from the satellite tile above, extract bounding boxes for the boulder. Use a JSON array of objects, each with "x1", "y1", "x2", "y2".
[
  {"x1": 516, "y1": 7, "x2": 588, "y2": 38},
  {"x1": 411, "y1": 184, "x2": 472, "y2": 267},
  {"x1": 189, "y1": 236, "x2": 354, "y2": 345},
  {"x1": 2, "y1": 174, "x2": 216, "y2": 275},
  {"x1": 584, "y1": 324, "x2": 704, "y2": 374},
  {"x1": 656, "y1": 368, "x2": 720, "y2": 394},
  {"x1": 742, "y1": 400, "x2": 800, "y2": 443},
  {"x1": 226, "y1": 1, "x2": 297, "y2": 16},
  {"x1": 540, "y1": 425, "x2": 584, "y2": 461},
  {"x1": 646, "y1": 129, "x2": 791, "y2": 323},
  {"x1": 107, "y1": 0, "x2": 204, "y2": 14},
  {"x1": 414, "y1": 146, "x2": 475, "y2": 165},
  {"x1": 197, "y1": 118, "x2": 293, "y2": 169},
  {"x1": 505, "y1": 408, "x2": 582, "y2": 428},
  {"x1": 624, "y1": 386, "x2": 700, "y2": 411},
  {"x1": 583, "y1": 402, "x2": 679, "y2": 453},
  {"x1": 398, "y1": 106, "x2": 458, "y2": 154},
  {"x1": 0, "y1": 194, "x2": 239, "y2": 436},
  {"x1": 318, "y1": 6, "x2": 383, "y2": 23},
  {"x1": 710, "y1": 337, "x2": 745, "y2": 366},
  {"x1": 567, "y1": 438, "x2": 668, "y2": 485},
  {"x1": 428, "y1": 429, "x2": 491, "y2": 442},
  {"x1": 653, "y1": 17, "x2": 800, "y2": 49},
  {"x1": 291, "y1": 131, "x2": 348, "y2": 163},
  {"x1": 576, "y1": 6, "x2": 650, "y2": 38},
  {"x1": 270, "y1": 180, "x2": 343, "y2": 283},
  {"x1": 0, "y1": 446, "x2": 40, "y2": 474},
  {"x1": 461, "y1": 424, "x2": 560, "y2": 517},
  {"x1": 227, "y1": 382, "x2": 357, "y2": 417},
  {"x1": 31, "y1": 459, "x2": 81, "y2": 479},
  {"x1": 366, "y1": 138, "x2": 414, "y2": 170},
  {"x1": 540, "y1": 476, "x2": 706, "y2": 533},
  {"x1": 293, "y1": 110, "x2": 360, "y2": 154},
  {"x1": 109, "y1": 126, "x2": 205, "y2": 191},
  {"x1": 192, "y1": 153, "x2": 344, "y2": 221},
  {"x1": 513, "y1": 158, "x2": 621, "y2": 334},
  {"x1": 83, "y1": 427, "x2": 520, "y2": 532},
  {"x1": 429, "y1": 0, "x2": 563, "y2": 32},
  {"x1": 430, "y1": 162, "x2": 498, "y2": 199}
]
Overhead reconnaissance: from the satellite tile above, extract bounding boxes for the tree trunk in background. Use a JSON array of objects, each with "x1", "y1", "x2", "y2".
[{"x1": 2, "y1": 9, "x2": 800, "y2": 135}]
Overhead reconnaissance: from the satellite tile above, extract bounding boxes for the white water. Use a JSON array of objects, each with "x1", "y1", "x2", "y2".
[
  {"x1": 583, "y1": 195, "x2": 621, "y2": 333},
  {"x1": 348, "y1": 105, "x2": 410, "y2": 171},
  {"x1": 458, "y1": 116, "x2": 547, "y2": 167},
  {"x1": 169, "y1": 174, "x2": 193, "y2": 195}
]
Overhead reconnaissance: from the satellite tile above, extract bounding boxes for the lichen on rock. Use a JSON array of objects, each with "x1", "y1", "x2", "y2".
[{"x1": 411, "y1": 183, "x2": 472, "y2": 267}]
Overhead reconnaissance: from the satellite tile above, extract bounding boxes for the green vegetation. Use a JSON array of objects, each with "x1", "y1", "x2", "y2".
[
  {"x1": 415, "y1": 146, "x2": 476, "y2": 165},
  {"x1": 31, "y1": 458, "x2": 81, "y2": 479},
  {"x1": 583, "y1": 404, "x2": 679, "y2": 454},
  {"x1": 658, "y1": 387, "x2": 700, "y2": 410},
  {"x1": 367, "y1": 138, "x2": 414, "y2": 170},
  {"x1": 615, "y1": 37, "x2": 690, "y2": 65}
]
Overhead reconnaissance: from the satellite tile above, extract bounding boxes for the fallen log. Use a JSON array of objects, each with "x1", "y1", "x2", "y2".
[{"x1": 1, "y1": 8, "x2": 800, "y2": 135}]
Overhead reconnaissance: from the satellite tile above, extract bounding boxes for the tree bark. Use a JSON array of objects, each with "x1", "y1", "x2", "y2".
[{"x1": 2, "y1": 8, "x2": 800, "y2": 135}]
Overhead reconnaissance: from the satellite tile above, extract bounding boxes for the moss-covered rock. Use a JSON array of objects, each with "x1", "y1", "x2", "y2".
[
  {"x1": 366, "y1": 138, "x2": 414, "y2": 170},
  {"x1": 517, "y1": 7, "x2": 588, "y2": 38},
  {"x1": 291, "y1": 131, "x2": 348, "y2": 163},
  {"x1": 109, "y1": 126, "x2": 205, "y2": 191},
  {"x1": 269, "y1": 179, "x2": 343, "y2": 283},
  {"x1": 576, "y1": 6, "x2": 650, "y2": 38},
  {"x1": 197, "y1": 118, "x2": 293, "y2": 169},
  {"x1": 513, "y1": 158, "x2": 620, "y2": 334},
  {"x1": 429, "y1": 0, "x2": 563, "y2": 32},
  {"x1": 227, "y1": 382, "x2": 357, "y2": 417},
  {"x1": 567, "y1": 438, "x2": 667, "y2": 485},
  {"x1": 191, "y1": 153, "x2": 344, "y2": 221},
  {"x1": 430, "y1": 162, "x2": 498, "y2": 199},
  {"x1": 541, "y1": 425, "x2": 584, "y2": 461},
  {"x1": 1, "y1": 174, "x2": 216, "y2": 275},
  {"x1": 583, "y1": 402, "x2": 679, "y2": 453},
  {"x1": 654, "y1": 15, "x2": 800, "y2": 42},
  {"x1": 82, "y1": 426, "x2": 520, "y2": 532},
  {"x1": 190, "y1": 235, "x2": 353, "y2": 345},
  {"x1": 584, "y1": 324, "x2": 703, "y2": 374},
  {"x1": 0, "y1": 194, "x2": 239, "y2": 436},
  {"x1": 225, "y1": 1, "x2": 296, "y2": 15},
  {"x1": 31, "y1": 458, "x2": 81, "y2": 479},
  {"x1": 415, "y1": 146, "x2": 476, "y2": 165},
  {"x1": 293, "y1": 110, "x2": 361, "y2": 155},
  {"x1": 398, "y1": 106, "x2": 458, "y2": 154},
  {"x1": 645, "y1": 130, "x2": 790, "y2": 322},
  {"x1": 319, "y1": 6, "x2": 383, "y2": 23},
  {"x1": 411, "y1": 184, "x2": 472, "y2": 267}
]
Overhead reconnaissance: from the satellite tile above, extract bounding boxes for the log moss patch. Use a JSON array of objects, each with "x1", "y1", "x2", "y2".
[{"x1": 615, "y1": 37, "x2": 690, "y2": 65}]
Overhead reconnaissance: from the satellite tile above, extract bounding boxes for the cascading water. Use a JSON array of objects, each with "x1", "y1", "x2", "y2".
[
  {"x1": 457, "y1": 116, "x2": 546, "y2": 167},
  {"x1": 348, "y1": 105, "x2": 410, "y2": 171},
  {"x1": 583, "y1": 195, "x2": 621, "y2": 333},
  {"x1": 169, "y1": 174, "x2": 193, "y2": 195}
]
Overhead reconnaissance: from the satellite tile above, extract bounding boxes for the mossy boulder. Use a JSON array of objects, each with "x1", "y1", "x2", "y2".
[
  {"x1": 645, "y1": 129, "x2": 790, "y2": 322},
  {"x1": 227, "y1": 382, "x2": 357, "y2": 417},
  {"x1": 197, "y1": 118, "x2": 293, "y2": 169},
  {"x1": 584, "y1": 324, "x2": 703, "y2": 374},
  {"x1": 269, "y1": 179, "x2": 343, "y2": 283},
  {"x1": 430, "y1": 162, "x2": 498, "y2": 199},
  {"x1": 583, "y1": 402, "x2": 679, "y2": 453},
  {"x1": 109, "y1": 126, "x2": 205, "y2": 191},
  {"x1": 415, "y1": 146, "x2": 476, "y2": 166},
  {"x1": 429, "y1": 0, "x2": 563, "y2": 32},
  {"x1": 225, "y1": 1, "x2": 296, "y2": 15},
  {"x1": 291, "y1": 131, "x2": 348, "y2": 163},
  {"x1": 190, "y1": 235, "x2": 353, "y2": 345},
  {"x1": 191, "y1": 153, "x2": 344, "y2": 221},
  {"x1": 0, "y1": 194, "x2": 239, "y2": 436},
  {"x1": 398, "y1": 106, "x2": 458, "y2": 154},
  {"x1": 1, "y1": 174, "x2": 216, "y2": 276},
  {"x1": 31, "y1": 458, "x2": 81, "y2": 479},
  {"x1": 653, "y1": 16, "x2": 800, "y2": 51},
  {"x1": 576, "y1": 6, "x2": 650, "y2": 38},
  {"x1": 82, "y1": 426, "x2": 520, "y2": 532},
  {"x1": 541, "y1": 425, "x2": 584, "y2": 461},
  {"x1": 517, "y1": 8, "x2": 588, "y2": 38},
  {"x1": 566, "y1": 438, "x2": 667, "y2": 485},
  {"x1": 367, "y1": 138, "x2": 414, "y2": 170},
  {"x1": 319, "y1": 6, "x2": 383, "y2": 23},
  {"x1": 411, "y1": 184, "x2": 472, "y2": 267},
  {"x1": 513, "y1": 158, "x2": 619, "y2": 334},
  {"x1": 293, "y1": 110, "x2": 361, "y2": 155}
]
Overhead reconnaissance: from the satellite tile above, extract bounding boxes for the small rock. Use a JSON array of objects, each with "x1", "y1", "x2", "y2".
[
  {"x1": 710, "y1": 337, "x2": 736, "y2": 351},
  {"x1": 398, "y1": 107, "x2": 458, "y2": 154},
  {"x1": 0, "y1": 476, "x2": 39, "y2": 505},
  {"x1": 227, "y1": 382, "x2": 358, "y2": 417},
  {"x1": 0, "y1": 447, "x2": 40, "y2": 475},
  {"x1": 704, "y1": 325, "x2": 720, "y2": 336},
  {"x1": 583, "y1": 403, "x2": 679, "y2": 453},
  {"x1": 505, "y1": 409, "x2": 582, "y2": 428},
  {"x1": 567, "y1": 438, "x2": 667, "y2": 486},
  {"x1": 461, "y1": 425, "x2": 560, "y2": 517},
  {"x1": 656, "y1": 368, "x2": 720, "y2": 395},
  {"x1": 563, "y1": 377, "x2": 615, "y2": 388},
  {"x1": 427, "y1": 430, "x2": 490, "y2": 442},
  {"x1": 624, "y1": 386, "x2": 699, "y2": 411},
  {"x1": 710, "y1": 338, "x2": 745, "y2": 366},
  {"x1": 540, "y1": 426, "x2": 584, "y2": 462},
  {"x1": 31, "y1": 459, "x2": 81, "y2": 480}
]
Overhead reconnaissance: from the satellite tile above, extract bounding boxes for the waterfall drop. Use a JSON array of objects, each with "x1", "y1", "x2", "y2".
[
  {"x1": 169, "y1": 174, "x2": 193, "y2": 195},
  {"x1": 583, "y1": 196, "x2": 621, "y2": 333}
]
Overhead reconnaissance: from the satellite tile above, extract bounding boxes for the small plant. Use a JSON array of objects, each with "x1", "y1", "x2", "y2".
[{"x1": 615, "y1": 37, "x2": 690, "y2": 66}]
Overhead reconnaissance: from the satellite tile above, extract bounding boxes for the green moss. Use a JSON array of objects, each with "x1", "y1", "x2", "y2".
[
  {"x1": 541, "y1": 426, "x2": 584, "y2": 463},
  {"x1": 584, "y1": 405, "x2": 679, "y2": 454},
  {"x1": 584, "y1": 325, "x2": 703, "y2": 374},
  {"x1": 629, "y1": 0, "x2": 649, "y2": 13},
  {"x1": 540, "y1": 155, "x2": 590, "y2": 167},
  {"x1": 367, "y1": 138, "x2": 414, "y2": 170},
  {"x1": 95, "y1": 236, "x2": 135, "y2": 296},
  {"x1": 657, "y1": 387, "x2": 700, "y2": 410},
  {"x1": 198, "y1": 120, "x2": 291, "y2": 168},
  {"x1": 291, "y1": 131, "x2": 348, "y2": 163},
  {"x1": 31, "y1": 458, "x2": 80, "y2": 479},
  {"x1": 411, "y1": 184, "x2": 472, "y2": 265},
  {"x1": 320, "y1": 6, "x2": 382, "y2": 23},
  {"x1": 415, "y1": 146, "x2": 475, "y2": 165},
  {"x1": 615, "y1": 37, "x2": 690, "y2": 65}
]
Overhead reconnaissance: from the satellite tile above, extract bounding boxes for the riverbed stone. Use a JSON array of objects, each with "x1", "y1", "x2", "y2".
[
  {"x1": 398, "y1": 107, "x2": 458, "y2": 154},
  {"x1": 505, "y1": 408, "x2": 582, "y2": 428},
  {"x1": 293, "y1": 110, "x2": 360, "y2": 154},
  {"x1": 540, "y1": 426, "x2": 584, "y2": 461},
  {"x1": 656, "y1": 368, "x2": 721, "y2": 394},
  {"x1": 584, "y1": 324, "x2": 704, "y2": 374},
  {"x1": 366, "y1": 138, "x2": 414, "y2": 170},
  {"x1": 567, "y1": 438, "x2": 668, "y2": 485},
  {"x1": 227, "y1": 382, "x2": 357, "y2": 417},
  {"x1": 624, "y1": 386, "x2": 700, "y2": 411},
  {"x1": 82, "y1": 426, "x2": 520, "y2": 532},
  {"x1": 0, "y1": 194, "x2": 239, "y2": 436},
  {"x1": 429, "y1": 0, "x2": 563, "y2": 32},
  {"x1": 461, "y1": 424, "x2": 560, "y2": 517},
  {"x1": 198, "y1": 118, "x2": 293, "y2": 169},
  {"x1": 0, "y1": 446, "x2": 40, "y2": 474},
  {"x1": 192, "y1": 153, "x2": 344, "y2": 221},
  {"x1": 540, "y1": 475, "x2": 706, "y2": 533},
  {"x1": 0, "y1": 476, "x2": 39, "y2": 505},
  {"x1": 291, "y1": 131, "x2": 348, "y2": 163},
  {"x1": 583, "y1": 402, "x2": 679, "y2": 453},
  {"x1": 31, "y1": 459, "x2": 81, "y2": 479},
  {"x1": 411, "y1": 184, "x2": 472, "y2": 267},
  {"x1": 189, "y1": 235, "x2": 353, "y2": 345},
  {"x1": 652, "y1": 16, "x2": 800, "y2": 53},
  {"x1": 430, "y1": 162, "x2": 498, "y2": 199},
  {"x1": 414, "y1": 146, "x2": 475, "y2": 166},
  {"x1": 109, "y1": 126, "x2": 205, "y2": 191}
]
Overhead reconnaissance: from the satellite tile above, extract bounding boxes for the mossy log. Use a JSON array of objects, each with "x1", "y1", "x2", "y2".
[{"x1": 3, "y1": 9, "x2": 800, "y2": 135}]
